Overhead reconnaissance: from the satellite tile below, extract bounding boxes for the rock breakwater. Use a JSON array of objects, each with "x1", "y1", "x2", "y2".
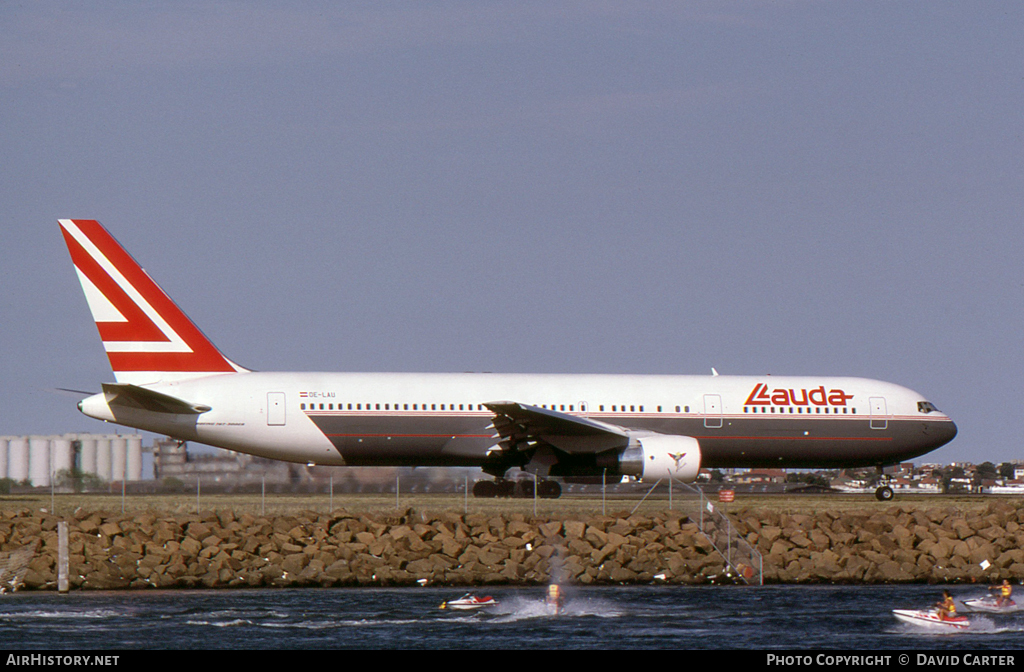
[{"x1": 1, "y1": 501, "x2": 1022, "y2": 590}]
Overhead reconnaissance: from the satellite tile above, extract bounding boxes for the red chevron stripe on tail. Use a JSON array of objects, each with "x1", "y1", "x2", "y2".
[{"x1": 59, "y1": 219, "x2": 248, "y2": 384}]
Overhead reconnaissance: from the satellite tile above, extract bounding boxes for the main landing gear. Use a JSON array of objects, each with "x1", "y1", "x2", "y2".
[
  {"x1": 874, "y1": 466, "x2": 895, "y2": 501},
  {"x1": 472, "y1": 478, "x2": 562, "y2": 499}
]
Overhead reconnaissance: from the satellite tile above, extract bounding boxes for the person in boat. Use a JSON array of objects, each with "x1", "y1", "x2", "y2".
[
  {"x1": 439, "y1": 593, "x2": 476, "y2": 609},
  {"x1": 546, "y1": 584, "x2": 564, "y2": 614},
  {"x1": 989, "y1": 580, "x2": 1013, "y2": 607},
  {"x1": 936, "y1": 590, "x2": 957, "y2": 621}
]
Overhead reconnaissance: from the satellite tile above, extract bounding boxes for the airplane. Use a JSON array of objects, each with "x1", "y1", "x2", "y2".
[{"x1": 59, "y1": 219, "x2": 958, "y2": 501}]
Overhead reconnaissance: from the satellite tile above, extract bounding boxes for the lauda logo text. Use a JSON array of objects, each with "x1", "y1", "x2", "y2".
[{"x1": 745, "y1": 383, "x2": 854, "y2": 407}]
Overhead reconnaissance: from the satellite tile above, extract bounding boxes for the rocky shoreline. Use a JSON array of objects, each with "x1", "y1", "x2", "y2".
[{"x1": 2, "y1": 501, "x2": 1022, "y2": 590}]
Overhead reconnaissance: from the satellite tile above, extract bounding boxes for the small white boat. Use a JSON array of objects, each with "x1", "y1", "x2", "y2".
[
  {"x1": 962, "y1": 596, "x2": 1019, "y2": 614},
  {"x1": 892, "y1": 609, "x2": 970, "y2": 630},
  {"x1": 440, "y1": 593, "x2": 498, "y2": 610}
]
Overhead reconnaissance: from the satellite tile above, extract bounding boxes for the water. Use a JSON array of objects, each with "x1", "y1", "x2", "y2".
[{"x1": 0, "y1": 585, "x2": 1021, "y2": 650}]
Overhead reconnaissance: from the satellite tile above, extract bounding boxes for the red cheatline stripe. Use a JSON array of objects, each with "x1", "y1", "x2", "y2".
[
  {"x1": 319, "y1": 432, "x2": 890, "y2": 441},
  {"x1": 324, "y1": 433, "x2": 495, "y2": 439},
  {"x1": 694, "y1": 435, "x2": 893, "y2": 442}
]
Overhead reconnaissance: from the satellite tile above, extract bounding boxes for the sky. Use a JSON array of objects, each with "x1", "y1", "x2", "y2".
[{"x1": 2, "y1": 2, "x2": 1023, "y2": 467}]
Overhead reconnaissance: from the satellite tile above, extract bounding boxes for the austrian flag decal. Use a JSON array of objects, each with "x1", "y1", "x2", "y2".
[{"x1": 745, "y1": 383, "x2": 854, "y2": 407}]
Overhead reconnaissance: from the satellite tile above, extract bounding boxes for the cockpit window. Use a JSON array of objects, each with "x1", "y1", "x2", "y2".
[{"x1": 918, "y1": 401, "x2": 940, "y2": 414}]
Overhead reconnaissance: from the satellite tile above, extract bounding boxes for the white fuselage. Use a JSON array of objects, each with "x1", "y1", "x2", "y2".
[{"x1": 81, "y1": 371, "x2": 957, "y2": 471}]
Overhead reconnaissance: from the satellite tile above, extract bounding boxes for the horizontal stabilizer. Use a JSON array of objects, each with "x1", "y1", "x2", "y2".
[{"x1": 101, "y1": 382, "x2": 211, "y2": 415}]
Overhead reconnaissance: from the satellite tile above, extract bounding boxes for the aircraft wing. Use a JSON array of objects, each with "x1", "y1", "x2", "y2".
[{"x1": 484, "y1": 401, "x2": 630, "y2": 454}]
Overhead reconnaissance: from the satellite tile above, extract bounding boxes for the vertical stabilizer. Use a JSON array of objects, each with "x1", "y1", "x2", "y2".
[{"x1": 59, "y1": 219, "x2": 248, "y2": 385}]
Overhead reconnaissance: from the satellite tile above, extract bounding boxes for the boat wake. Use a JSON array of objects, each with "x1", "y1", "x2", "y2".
[
  {"x1": 892, "y1": 615, "x2": 1024, "y2": 636},
  {"x1": 483, "y1": 595, "x2": 626, "y2": 622},
  {"x1": 0, "y1": 608, "x2": 121, "y2": 620}
]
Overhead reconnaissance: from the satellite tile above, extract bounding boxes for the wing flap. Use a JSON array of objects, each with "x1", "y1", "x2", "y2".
[{"x1": 484, "y1": 401, "x2": 629, "y2": 453}]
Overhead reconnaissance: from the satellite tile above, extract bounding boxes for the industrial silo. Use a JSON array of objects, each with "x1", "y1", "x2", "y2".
[
  {"x1": 79, "y1": 435, "x2": 98, "y2": 477},
  {"x1": 0, "y1": 436, "x2": 10, "y2": 480},
  {"x1": 127, "y1": 435, "x2": 143, "y2": 482},
  {"x1": 110, "y1": 436, "x2": 127, "y2": 482},
  {"x1": 28, "y1": 436, "x2": 52, "y2": 487},
  {"x1": 95, "y1": 435, "x2": 112, "y2": 481},
  {"x1": 7, "y1": 437, "x2": 29, "y2": 483},
  {"x1": 51, "y1": 436, "x2": 74, "y2": 482}
]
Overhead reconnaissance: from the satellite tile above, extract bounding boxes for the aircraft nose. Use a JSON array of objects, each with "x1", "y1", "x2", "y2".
[
  {"x1": 931, "y1": 419, "x2": 958, "y2": 448},
  {"x1": 945, "y1": 419, "x2": 958, "y2": 443}
]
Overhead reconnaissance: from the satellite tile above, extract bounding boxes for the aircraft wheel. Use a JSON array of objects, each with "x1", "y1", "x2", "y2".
[
  {"x1": 515, "y1": 480, "x2": 535, "y2": 498},
  {"x1": 473, "y1": 480, "x2": 497, "y2": 498},
  {"x1": 496, "y1": 479, "x2": 516, "y2": 498},
  {"x1": 875, "y1": 485, "x2": 894, "y2": 501},
  {"x1": 538, "y1": 480, "x2": 561, "y2": 499}
]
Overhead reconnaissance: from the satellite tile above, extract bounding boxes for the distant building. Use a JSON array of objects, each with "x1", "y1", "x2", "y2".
[
  {"x1": 733, "y1": 469, "x2": 786, "y2": 484},
  {"x1": 153, "y1": 438, "x2": 306, "y2": 489},
  {"x1": 989, "y1": 479, "x2": 1024, "y2": 494},
  {"x1": 152, "y1": 438, "x2": 473, "y2": 493}
]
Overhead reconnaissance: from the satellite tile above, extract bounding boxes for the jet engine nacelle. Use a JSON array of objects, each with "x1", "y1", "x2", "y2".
[{"x1": 618, "y1": 435, "x2": 701, "y2": 482}]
